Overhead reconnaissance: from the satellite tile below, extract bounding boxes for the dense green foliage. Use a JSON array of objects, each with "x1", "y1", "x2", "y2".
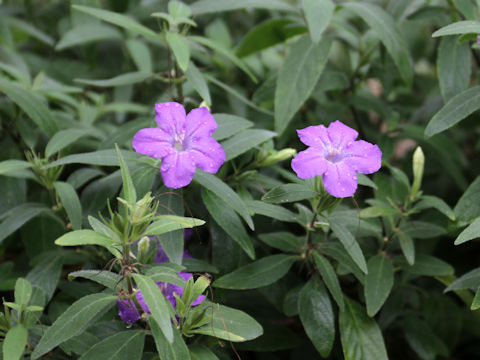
[{"x1": 1, "y1": 0, "x2": 480, "y2": 359}]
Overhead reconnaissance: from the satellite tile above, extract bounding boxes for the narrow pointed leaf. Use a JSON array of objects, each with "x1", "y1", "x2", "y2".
[
  {"x1": 299, "y1": 277, "x2": 335, "y2": 357},
  {"x1": 213, "y1": 254, "x2": 296, "y2": 289},
  {"x1": 364, "y1": 254, "x2": 394, "y2": 317},
  {"x1": 133, "y1": 274, "x2": 173, "y2": 343},
  {"x1": 31, "y1": 293, "x2": 117, "y2": 359}
]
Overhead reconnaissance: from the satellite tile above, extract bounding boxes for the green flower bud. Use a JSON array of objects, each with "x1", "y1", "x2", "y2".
[
  {"x1": 411, "y1": 146, "x2": 424, "y2": 199},
  {"x1": 258, "y1": 148, "x2": 296, "y2": 167}
]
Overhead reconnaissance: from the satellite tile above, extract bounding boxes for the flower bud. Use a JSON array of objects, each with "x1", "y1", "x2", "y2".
[
  {"x1": 258, "y1": 148, "x2": 296, "y2": 167},
  {"x1": 137, "y1": 236, "x2": 150, "y2": 261},
  {"x1": 411, "y1": 146, "x2": 424, "y2": 199}
]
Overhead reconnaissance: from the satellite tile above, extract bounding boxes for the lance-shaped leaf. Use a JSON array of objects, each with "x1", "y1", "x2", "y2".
[
  {"x1": 143, "y1": 215, "x2": 205, "y2": 236},
  {"x1": 274, "y1": 36, "x2": 331, "y2": 134},
  {"x1": 133, "y1": 274, "x2": 173, "y2": 343},
  {"x1": 78, "y1": 331, "x2": 145, "y2": 360},
  {"x1": 364, "y1": 254, "x2": 394, "y2": 317},
  {"x1": 213, "y1": 254, "x2": 296, "y2": 289},
  {"x1": 31, "y1": 293, "x2": 117, "y2": 359}
]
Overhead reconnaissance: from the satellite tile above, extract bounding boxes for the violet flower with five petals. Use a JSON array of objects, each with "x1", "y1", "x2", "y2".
[
  {"x1": 291, "y1": 121, "x2": 382, "y2": 198},
  {"x1": 133, "y1": 102, "x2": 225, "y2": 189},
  {"x1": 117, "y1": 246, "x2": 205, "y2": 324}
]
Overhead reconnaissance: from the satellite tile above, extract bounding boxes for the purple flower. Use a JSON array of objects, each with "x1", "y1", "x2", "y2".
[
  {"x1": 291, "y1": 121, "x2": 381, "y2": 198},
  {"x1": 117, "y1": 246, "x2": 206, "y2": 324},
  {"x1": 132, "y1": 102, "x2": 225, "y2": 189},
  {"x1": 477, "y1": 35, "x2": 480, "y2": 46}
]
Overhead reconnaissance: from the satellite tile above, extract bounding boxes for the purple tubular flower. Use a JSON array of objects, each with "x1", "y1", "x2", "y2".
[
  {"x1": 117, "y1": 246, "x2": 206, "y2": 324},
  {"x1": 291, "y1": 121, "x2": 382, "y2": 198},
  {"x1": 132, "y1": 102, "x2": 225, "y2": 189}
]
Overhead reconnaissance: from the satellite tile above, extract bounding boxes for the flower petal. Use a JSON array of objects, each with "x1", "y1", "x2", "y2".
[
  {"x1": 344, "y1": 140, "x2": 382, "y2": 174},
  {"x1": 155, "y1": 102, "x2": 186, "y2": 134},
  {"x1": 132, "y1": 128, "x2": 173, "y2": 158},
  {"x1": 297, "y1": 125, "x2": 330, "y2": 148},
  {"x1": 117, "y1": 291, "x2": 149, "y2": 324},
  {"x1": 291, "y1": 147, "x2": 328, "y2": 179},
  {"x1": 322, "y1": 162, "x2": 357, "y2": 198},
  {"x1": 185, "y1": 107, "x2": 218, "y2": 138},
  {"x1": 327, "y1": 121, "x2": 358, "y2": 148},
  {"x1": 160, "y1": 151, "x2": 196, "y2": 189},
  {"x1": 189, "y1": 137, "x2": 225, "y2": 173}
]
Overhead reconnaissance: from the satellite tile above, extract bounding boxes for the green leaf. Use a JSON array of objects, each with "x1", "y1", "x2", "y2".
[
  {"x1": 395, "y1": 231, "x2": 415, "y2": 265},
  {"x1": 143, "y1": 215, "x2": 205, "y2": 236},
  {"x1": 437, "y1": 35, "x2": 471, "y2": 102},
  {"x1": 204, "y1": 75, "x2": 273, "y2": 115},
  {"x1": 471, "y1": 288, "x2": 480, "y2": 310},
  {"x1": 342, "y1": 2, "x2": 412, "y2": 86},
  {"x1": 72, "y1": 5, "x2": 159, "y2": 39},
  {"x1": 455, "y1": 176, "x2": 480, "y2": 222},
  {"x1": 26, "y1": 252, "x2": 63, "y2": 300},
  {"x1": 115, "y1": 144, "x2": 136, "y2": 205},
  {"x1": 75, "y1": 71, "x2": 151, "y2": 87},
  {"x1": 190, "y1": 35, "x2": 257, "y2": 82},
  {"x1": 364, "y1": 254, "x2": 394, "y2": 317},
  {"x1": 222, "y1": 129, "x2": 276, "y2": 161},
  {"x1": 313, "y1": 252, "x2": 344, "y2": 311},
  {"x1": 190, "y1": 0, "x2": 297, "y2": 15},
  {"x1": 166, "y1": 32, "x2": 190, "y2": 72},
  {"x1": 44, "y1": 149, "x2": 141, "y2": 168},
  {"x1": 0, "y1": 160, "x2": 32, "y2": 176},
  {"x1": 145, "y1": 265, "x2": 186, "y2": 287},
  {"x1": 54, "y1": 181, "x2": 83, "y2": 230},
  {"x1": 56, "y1": 23, "x2": 122, "y2": 50},
  {"x1": 14, "y1": 278, "x2": 32, "y2": 306},
  {"x1": 213, "y1": 254, "x2": 296, "y2": 289},
  {"x1": 169, "y1": 1, "x2": 192, "y2": 19},
  {"x1": 299, "y1": 277, "x2": 334, "y2": 357},
  {"x1": 445, "y1": 267, "x2": 480, "y2": 292},
  {"x1": 194, "y1": 170, "x2": 254, "y2": 230},
  {"x1": 246, "y1": 200, "x2": 299, "y2": 223},
  {"x1": 432, "y1": 20, "x2": 480, "y2": 37},
  {"x1": 303, "y1": 0, "x2": 334, "y2": 43},
  {"x1": 68, "y1": 270, "x2": 122, "y2": 290},
  {"x1": 3, "y1": 325, "x2": 28, "y2": 360},
  {"x1": 399, "y1": 221, "x2": 446, "y2": 239},
  {"x1": 398, "y1": 254, "x2": 454, "y2": 276},
  {"x1": 359, "y1": 205, "x2": 398, "y2": 218},
  {"x1": 235, "y1": 18, "x2": 305, "y2": 58},
  {"x1": 156, "y1": 189, "x2": 185, "y2": 265},
  {"x1": 182, "y1": 258, "x2": 219, "y2": 274},
  {"x1": 45, "y1": 129, "x2": 94, "y2": 158},
  {"x1": 339, "y1": 298, "x2": 388, "y2": 360},
  {"x1": 262, "y1": 183, "x2": 316, "y2": 204},
  {"x1": 415, "y1": 195, "x2": 455, "y2": 221},
  {"x1": 403, "y1": 316, "x2": 449, "y2": 359},
  {"x1": 455, "y1": 217, "x2": 480, "y2": 245},
  {"x1": 190, "y1": 303, "x2": 263, "y2": 342},
  {"x1": 330, "y1": 221, "x2": 368, "y2": 274},
  {"x1": 133, "y1": 274, "x2": 173, "y2": 343},
  {"x1": 31, "y1": 293, "x2": 117, "y2": 359},
  {"x1": 189, "y1": 345, "x2": 219, "y2": 360},
  {"x1": 78, "y1": 331, "x2": 145, "y2": 360},
  {"x1": 274, "y1": 36, "x2": 331, "y2": 135},
  {"x1": 185, "y1": 62, "x2": 211, "y2": 105},
  {"x1": 212, "y1": 113, "x2": 253, "y2": 141},
  {"x1": 426, "y1": 85, "x2": 480, "y2": 137},
  {"x1": 55, "y1": 229, "x2": 118, "y2": 247},
  {"x1": 0, "y1": 203, "x2": 50, "y2": 245},
  {"x1": 126, "y1": 39, "x2": 153, "y2": 73},
  {"x1": 150, "y1": 318, "x2": 191, "y2": 360},
  {"x1": 258, "y1": 232, "x2": 305, "y2": 253},
  {"x1": 0, "y1": 78, "x2": 58, "y2": 136},
  {"x1": 202, "y1": 189, "x2": 254, "y2": 259}
]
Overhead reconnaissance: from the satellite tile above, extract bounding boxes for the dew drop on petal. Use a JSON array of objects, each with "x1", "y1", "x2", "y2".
[{"x1": 342, "y1": 188, "x2": 345, "y2": 192}]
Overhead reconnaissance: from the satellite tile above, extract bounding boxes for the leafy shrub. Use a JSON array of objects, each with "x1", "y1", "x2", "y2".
[{"x1": 1, "y1": 0, "x2": 480, "y2": 359}]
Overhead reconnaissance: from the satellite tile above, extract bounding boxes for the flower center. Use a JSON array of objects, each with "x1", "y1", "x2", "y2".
[
  {"x1": 325, "y1": 148, "x2": 344, "y2": 163},
  {"x1": 172, "y1": 131, "x2": 189, "y2": 152}
]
